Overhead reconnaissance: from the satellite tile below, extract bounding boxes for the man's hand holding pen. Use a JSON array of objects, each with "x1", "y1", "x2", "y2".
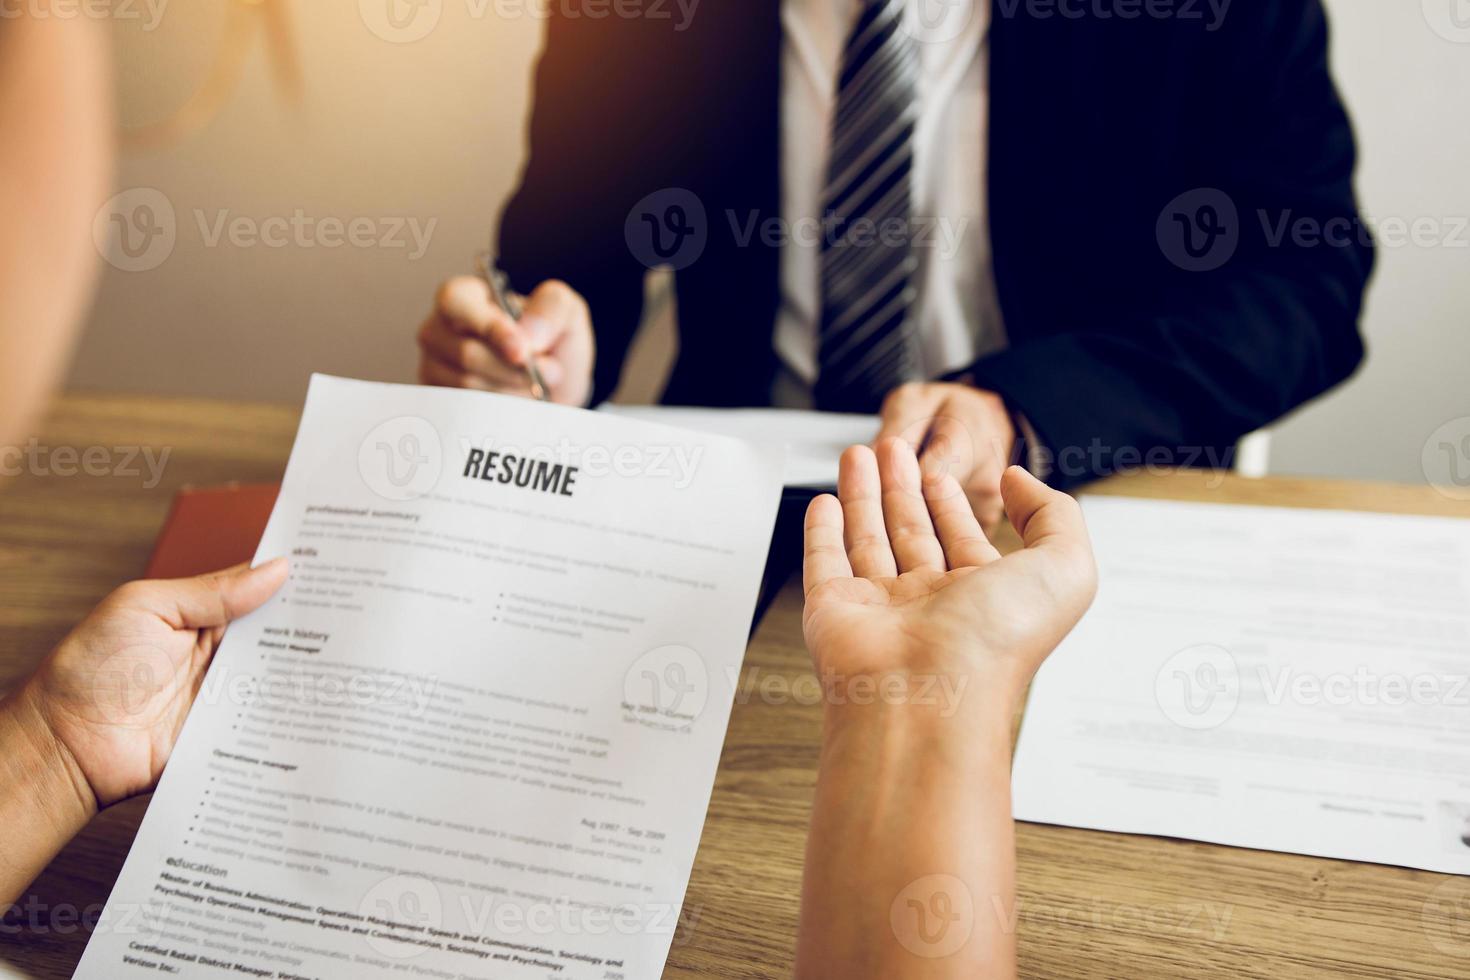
[{"x1": 418, "y1": 273, "x2": 596, "y2": 407}]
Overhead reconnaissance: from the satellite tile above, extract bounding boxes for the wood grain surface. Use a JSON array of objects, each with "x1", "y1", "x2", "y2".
[{"x1": 1, "y1": 393, "x2": 1467, "y2": 979}]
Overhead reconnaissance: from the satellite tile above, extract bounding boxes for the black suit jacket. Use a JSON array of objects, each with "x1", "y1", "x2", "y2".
[{"x1": 498, "y1": 0, "x2": 1372, "y2": 488}]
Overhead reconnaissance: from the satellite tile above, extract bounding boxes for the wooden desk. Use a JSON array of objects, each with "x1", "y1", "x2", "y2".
[{"x1": 1, "y1": 393, "x2": 1467, "y2": 979}]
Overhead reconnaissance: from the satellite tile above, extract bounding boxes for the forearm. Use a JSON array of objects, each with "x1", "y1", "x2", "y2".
[
  {"x1": 795, "y1": 686, "x2": 1021, "y2": 979},
  {"x1": 968, "y1": 284, "x2": 1364, "y2": 491},
  {"x1": 0, "y1": 686, "x2": 96, "y2": 907},
  {"x1": 0, "y1": 9, "x2": 111, "y2": 453}
]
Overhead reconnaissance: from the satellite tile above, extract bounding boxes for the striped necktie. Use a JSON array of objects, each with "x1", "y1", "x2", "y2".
[{"x1": 814, "y1": 0, "x2": 921, "y2": 414}]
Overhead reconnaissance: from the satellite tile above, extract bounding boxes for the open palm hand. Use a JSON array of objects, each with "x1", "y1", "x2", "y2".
[{"x1": 802, "y1": 440, "x2": 1096, "y2": 701}]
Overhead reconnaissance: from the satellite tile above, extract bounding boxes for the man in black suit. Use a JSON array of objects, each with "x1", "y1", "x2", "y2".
[{"x1": 416, "y1": 0, "x2": 1372, "y2": 526}]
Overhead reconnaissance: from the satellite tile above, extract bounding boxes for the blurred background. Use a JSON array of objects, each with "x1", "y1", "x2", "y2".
[{"x1": 76, "y1": 0, "x2": 1469, "y2": 485}]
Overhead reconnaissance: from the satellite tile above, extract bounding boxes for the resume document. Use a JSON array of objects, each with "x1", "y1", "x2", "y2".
[
  {"x1": 1013, "y1": 496, "x2": 1470, "y2": 875},
  {"x1": 76, "y1": 375, "x2": 784, "y2": 978}
]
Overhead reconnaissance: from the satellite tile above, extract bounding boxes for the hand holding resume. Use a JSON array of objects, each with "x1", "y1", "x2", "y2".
[{"x1": 76, "y1": 375, "x2": 784, "y2": 979}]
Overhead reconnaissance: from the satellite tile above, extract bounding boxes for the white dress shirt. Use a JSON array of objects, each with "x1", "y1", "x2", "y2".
[{"x1": 773, "y1": 0, "x2": 1006, "y2": 407}]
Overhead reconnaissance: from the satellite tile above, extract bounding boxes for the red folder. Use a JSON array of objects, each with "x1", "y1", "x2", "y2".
[{"x1": 144, "y1": 483, "x2": 281, "y2": 579}]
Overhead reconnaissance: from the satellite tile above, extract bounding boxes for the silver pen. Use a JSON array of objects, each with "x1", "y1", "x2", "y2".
[{"x1": 476, "y1": 252, "x2": 551, "y2": 402}]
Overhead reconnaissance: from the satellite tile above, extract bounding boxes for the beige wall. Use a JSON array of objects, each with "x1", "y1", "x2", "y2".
[
  {"x1": 77, "y1": 0, "x2": 545, "y2": 404},
  {"x1": 73, "y1": 0, "x2": 1470, "y2": 485}
]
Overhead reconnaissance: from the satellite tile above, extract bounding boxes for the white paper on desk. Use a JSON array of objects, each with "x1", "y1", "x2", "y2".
[
  {"x1": 600, "y1": 405, "x2": 878, "y2": 488},
  {"x1": 76, "y1": 375, "x2": 784, "y2": 979},
  {"x1": 1012, "y1": 495, "x2": 1470, "y2": 875}
]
